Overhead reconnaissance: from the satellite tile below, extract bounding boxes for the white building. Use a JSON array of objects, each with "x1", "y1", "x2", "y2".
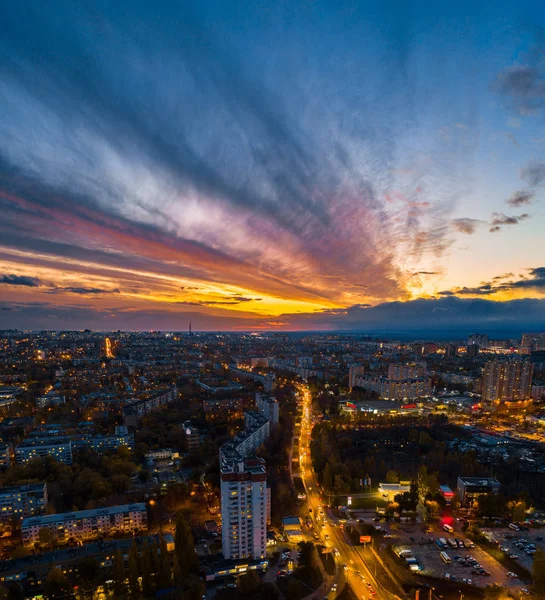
[
  {"x1": 220, "y1": 411, "x2": 270, "y2": 560},
  {"x1": 220, "y1": 457, "x2": 268, "y2": 560},
  {"x1": 255, "y1": 393, "x2": 279, "y2": 426},
  {"x1": 22, "y1": 502, "x2": 147, "y2": 546}
]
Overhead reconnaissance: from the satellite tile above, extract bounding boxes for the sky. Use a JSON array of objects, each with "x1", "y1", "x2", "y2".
[{"x1": 1, "y1": 0, "x2": 545, "y2": 334}]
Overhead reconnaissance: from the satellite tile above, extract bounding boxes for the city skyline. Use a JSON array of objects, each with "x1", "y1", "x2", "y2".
[{"x1": 1, "y1": 1, "x2": 545, "y2": 332}]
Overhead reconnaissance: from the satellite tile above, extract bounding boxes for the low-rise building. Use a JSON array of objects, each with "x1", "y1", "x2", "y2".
[
  {"x1": 457, "y1": 476, "x2": 500, "y2": 506},
  {"x1": 0, "y1": 483, "x2": 47, "y2": 519},
  {"x1": 22, "y1": 502, "x2": 147, "y2": 546},
  {"x1": 15, "y1": 437, "x2": 73, "y2": 465}
]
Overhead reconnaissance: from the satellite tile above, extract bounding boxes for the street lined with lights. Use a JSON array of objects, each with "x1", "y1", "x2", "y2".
[{"x1": 296, "y1": 382, "x2": 391, "y2": 600}]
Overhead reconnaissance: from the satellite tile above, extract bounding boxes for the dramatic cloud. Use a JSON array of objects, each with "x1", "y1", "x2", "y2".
[
  {"x1": 56, "y1": 287, "x2": 120, "y2": 296},
  {"x1": 489, "y1": 212, "x2": 530, "y2": 232},
  {"x1": 521, "y1": 161, "x2": 545, "y2": 187},
  {"x1": 0, "y1": 274, "x2": 41, "y2": 287},
  {"x1": 492, "y1": 65, "x2": 545, "y2": 116},
  {"x1": 452, "y1": 218, "x2": 482, "y2": 235},
  {"x1": 506, "y1": 190, "x2": 534, "y2": 207},
  {"x1": 442, "y1": 267, "x2": 545, "y2": 297}
]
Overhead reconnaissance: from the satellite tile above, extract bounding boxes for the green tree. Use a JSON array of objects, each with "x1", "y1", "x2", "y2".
[
  {"x1": 533, "y1": 548, "x2": 545, "y2": 594},
  {"x1": 44, "y1": 567, "x2": 72, "y2": 600},
  {"x1": 175, "y1": 514, "x2": 199, "y2": 578}
]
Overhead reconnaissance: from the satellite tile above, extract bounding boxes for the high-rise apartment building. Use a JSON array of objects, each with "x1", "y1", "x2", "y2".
[
  {"x1": 220, "y1": 411, "x2": 270, "y2": 560},
  {"x1": 255, "y1": 393, "x2": 279, "y2": 426},
  {"x1": 468, "y1": 333, "x2": 489, "y2": 349},
  {"x1": 220, "y1": 457, "x2": 268, "y2": 560},
  {"x1": 349, "y1": 365, "x2": 365, "y2": 389},
  {"x1": 481, "y1": 360, "x2": 533, "y2": 406},
  {"x1": 388, "y1": 362, "x2": 426, "y2": 380},
  {"x1": 521, "y1": 333, "x2": 545, "y2": 354}
]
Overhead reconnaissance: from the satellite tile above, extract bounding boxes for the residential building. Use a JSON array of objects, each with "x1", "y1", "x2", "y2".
[
  {"x1": 22, "y1": 502, "x2": 147, "y2": 546},
  {"x1": 0, "y1": 443, "x2": 10, "y2": 469},
  {"x1": 457, "y1": 476, "x2": 500, "y2": 506},
  {"x1": 349, "y1": 364, "x2": 365, "y2": 389},
  {"x1": 15, "y1": 437, "x2": 73, "y2": 465},
  {"x1": 0, "y1": 483, "x2": 47, "y2": 520},
  {"x1": 521, "y1": 332, "x2": 545, "y2": 354},
  {"x1": 352, "y1": 374, "x2": 432, "y2": 401},
  {"x1": 220, "y1": 411, "x2": 270, "y2": 560},
  {"x1": 468, "y1": 333, "x2": 489, "y2": 349},
  {"x1": 532, "y1": 385, "x2": 545, "y2": 402},
  {"x1": 481, "y1": 360, "x2": 533, "y2": 406},
  {"x1": 255, "y1": 393, "x2": 279, "y2": 426},
  {"x1": 183, "y1": 422, "x2": 201, "y2": 451},
  {"x1": 220, "y1": 457, "x2": 267, "y2": 560}
]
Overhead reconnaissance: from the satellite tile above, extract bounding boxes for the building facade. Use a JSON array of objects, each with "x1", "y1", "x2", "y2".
[
  {"x1": 457, "y1": 477, "x2": 500, "y2": 506},
  {"x1": 15, "y1": 437, "x2": 73, "y2": 465},
  {"x1": 0, "y1": 484, "x2": 47, "y2": 520},
  {"x1": 220, "y1": 457, "x2": 267, "y2": 560},
  {"x1": 255, "y1": 393, "x2": 279, "y2": 426},
  {"x1": 481, "y1": 360, "x2": 533, "y2": 406},
  {"x1": 22, "y1": 502, "x2": 147, "y2": 546}
]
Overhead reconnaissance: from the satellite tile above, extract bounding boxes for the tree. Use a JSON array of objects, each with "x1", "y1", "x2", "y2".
[
  {"x1": 511, "y1": 500, "x2": 527, "y2": 523},
  {"x1": 261, "y1": 581, "x2": 280, "y2": 600},
  {"x1": 323, "y1": 462, "x2": 333, "y2": 491},
  {"x1": 44, "y1": 567, "x2": 72, "y2": 600},
  {"x1": 238, "y1": 571, "x2": 260, "y2": 595},
  {"x1": 297, "y1": 541, "x2": 315, "y2": 568},
  {"x1": 139, "y1": 541, "x2": 154, "y2": 598},
  {"x1": 38, "y1": 527, "x2": 56, "y2": 548},
  {"x1": 128, "y1": 540, "x2": 140, "y2": 599},
  {"x1": 386, "y1": 470, "x2": 399, "y2": 484},
  {"x1": 175, "y1": 514, "x2": 199, "y2": 578},
  {"x1": 533, "y1": 548, "x2": 545, "y2": 594},
  {"x1": 172, "y1": 553, "x2": 184, "y2": 589},
  {"x1": 426, "y1": 500, "x2": 440, "y2": 517},
  {"x1": 77, "y1": 557, "x2": 99, "y2": 599},
  {"x1": 156, "y1": 535, "x2": 172, "y2": 591},
  {"x1": 450, "y1": 492, "x2": 461, "y2": 512},
  {"x1": 112, "y1": 549, "x2": 128, "y2": 599}
]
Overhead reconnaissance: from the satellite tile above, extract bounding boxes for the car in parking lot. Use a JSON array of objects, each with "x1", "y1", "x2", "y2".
[{"x1": 506, "y1": 571, "x2": 518, "y2": 578}]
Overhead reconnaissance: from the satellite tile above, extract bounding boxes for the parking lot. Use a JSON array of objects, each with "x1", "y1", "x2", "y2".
[
  {"x1": 357, "y1": 519, "x2": 528, "y2": 591},
  {"x1": 483, "y1": 527, "x2": 545, "y2": 574}
]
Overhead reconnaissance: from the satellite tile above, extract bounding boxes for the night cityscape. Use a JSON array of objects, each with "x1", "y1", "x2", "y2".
[{"x1": 1, "y1": 2, "x2": 545, "y2": 600}]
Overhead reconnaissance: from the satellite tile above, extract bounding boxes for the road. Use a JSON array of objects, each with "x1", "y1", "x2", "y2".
[{"x1": 296, "y1": 382, "x2": 397, "y2": 600}]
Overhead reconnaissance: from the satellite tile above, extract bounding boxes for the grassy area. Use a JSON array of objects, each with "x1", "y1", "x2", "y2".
[{"x1": 348, "y1": 496, "x2": 388, "y2": 510}]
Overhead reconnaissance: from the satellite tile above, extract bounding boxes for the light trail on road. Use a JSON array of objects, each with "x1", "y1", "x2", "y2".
[{"x1": 296, "y1": 382, "x2": 397, "y2": 600}]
